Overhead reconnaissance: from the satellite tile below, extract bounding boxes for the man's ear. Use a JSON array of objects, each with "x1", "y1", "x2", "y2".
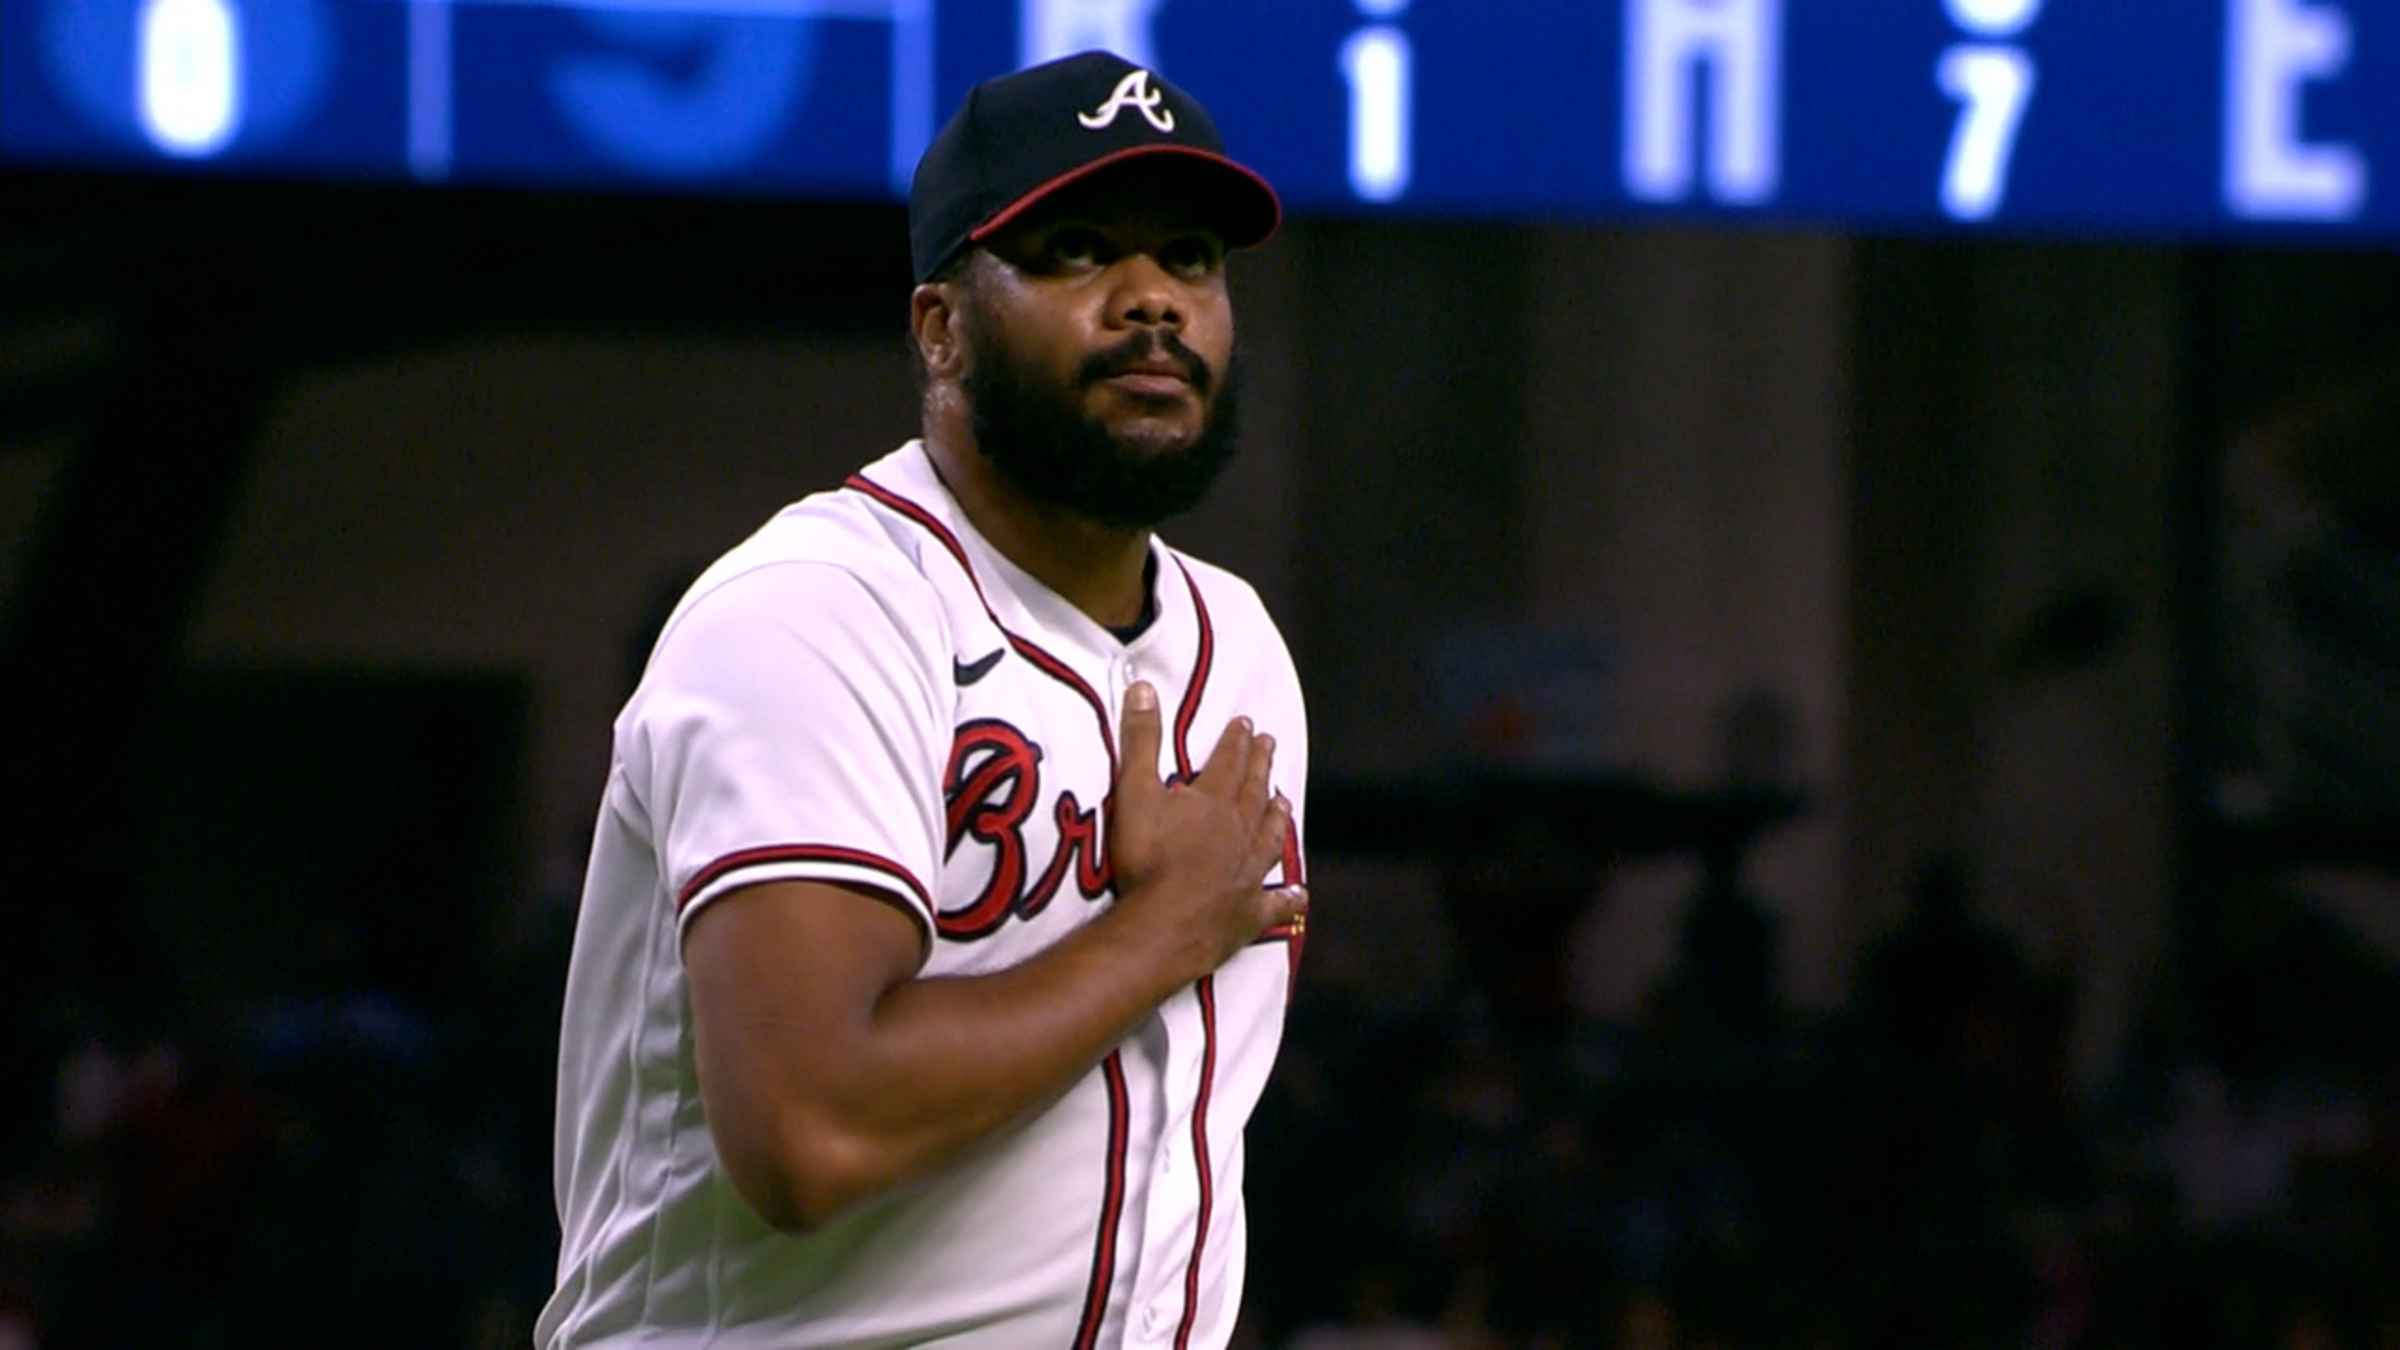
[{"x1": 911, "y1": 281, "x2": 967, "y2": 380}]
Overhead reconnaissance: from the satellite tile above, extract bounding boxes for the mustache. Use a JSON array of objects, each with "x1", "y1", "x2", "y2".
[{"x1": 1077, "y1": 332, "x2": 1213, "y2": 396}]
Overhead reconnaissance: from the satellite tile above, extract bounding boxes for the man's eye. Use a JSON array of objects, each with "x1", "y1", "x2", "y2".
[
  {"x1": 1163, "y1": 238, "x2": 1222, "y2": 276},
  {"x1": 1048, "y1": 230, "x2": 1106, "y2": 266}
]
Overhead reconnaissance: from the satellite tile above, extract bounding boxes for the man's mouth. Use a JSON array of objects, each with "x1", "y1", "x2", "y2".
[
  {"x1": 1102, "y1": 367, "x2": 1194, "y2": 398},
  {"x1": 1086, "y1": 340, "x2": 1209, "y2": 398}
]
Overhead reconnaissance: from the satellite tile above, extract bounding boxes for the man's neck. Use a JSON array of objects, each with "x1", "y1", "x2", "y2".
[{"x1": 922, "y1": 423, "x2": 1153, "y2": 631}]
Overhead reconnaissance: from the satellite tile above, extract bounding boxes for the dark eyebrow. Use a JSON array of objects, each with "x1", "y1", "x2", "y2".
[{"x1": 1025, "y1": 214, "x2": 1106, "y2": 239}]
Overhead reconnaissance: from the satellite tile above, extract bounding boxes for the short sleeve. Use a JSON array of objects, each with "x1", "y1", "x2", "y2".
[{"x1": 625, "y1": 561, "x2": 949, "y2": 961}]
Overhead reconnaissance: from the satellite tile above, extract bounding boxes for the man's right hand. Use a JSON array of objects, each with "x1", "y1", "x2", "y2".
[{"x1": 1105, "y1": 681, "x2": 1305, "y2": 980}]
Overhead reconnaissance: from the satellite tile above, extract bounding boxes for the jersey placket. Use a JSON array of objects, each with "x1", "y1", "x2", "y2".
[
  {"x1": 1123, "y1": 987, "x2": 1212, "y2": 1346},
  {"x1": 1120, "y1": 568, "x2": 1219, "y2": 1349},
  {"x1": 957, "y1": 521, "x2": 1223, "y2": 1347}
]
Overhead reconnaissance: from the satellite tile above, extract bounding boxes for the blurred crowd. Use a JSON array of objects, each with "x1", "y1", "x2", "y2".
[
  {"x1": 0, "y1": 885, "x2": 568, "y2": 1350},
  {"x1": 1249, "y1": 855, "x2": 2399, "y2": 1350},
  {"x1": 2, "y1": 845, "x2": 2393, "y2": 1348}
]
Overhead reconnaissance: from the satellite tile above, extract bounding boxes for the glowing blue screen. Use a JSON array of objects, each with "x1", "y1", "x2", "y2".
[{"x1": 3, "y1": 0, "x2": 2395, "y2": 239}]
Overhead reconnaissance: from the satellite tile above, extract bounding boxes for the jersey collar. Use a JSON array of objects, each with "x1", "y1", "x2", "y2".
[{"x1": 871, "y1": 439, "x2": 1181, "y2": 659}]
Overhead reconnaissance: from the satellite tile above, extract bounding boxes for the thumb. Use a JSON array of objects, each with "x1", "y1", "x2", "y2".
[{"x1": 1116, "y1": 681, "x2": 1163, "y2": 801}]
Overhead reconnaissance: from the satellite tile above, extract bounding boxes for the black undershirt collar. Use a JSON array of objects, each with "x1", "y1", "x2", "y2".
[{"x1": 1107, "y1": 551, "x2": 1161, "y2": 646}]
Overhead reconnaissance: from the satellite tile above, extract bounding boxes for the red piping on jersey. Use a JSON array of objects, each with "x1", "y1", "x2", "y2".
[
  {"x1": 1174, "y1": 977, "x2": 1221, "y2": 1349},
  {"x1": 1168, "y1": 557, "x2": 1213, "y2": 783},
  {"x1": 1072, "y1": 1051, "x2": 1133, "y2": 1350},
  {"x1": 845, "y1": 473, "x2": 1117, "y2": 767},
  {"x1": 677, "y1": 843, "x2": 931, "y2": 917},
  {"x1": 1169, "y1": 558, "x2": 1221, "y2": 1349}
]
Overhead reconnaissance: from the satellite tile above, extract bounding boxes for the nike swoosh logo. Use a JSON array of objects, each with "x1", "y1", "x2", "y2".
[{"x1": 953, "y1": 648, "x2": 1005, "y2": 686}]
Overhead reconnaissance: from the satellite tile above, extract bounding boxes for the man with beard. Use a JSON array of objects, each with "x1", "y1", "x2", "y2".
[{"x1": 539, "y1": 52, "x2": 1310, "y2": 1350}]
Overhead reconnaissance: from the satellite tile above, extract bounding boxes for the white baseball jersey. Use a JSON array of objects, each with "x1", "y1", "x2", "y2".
[{"x1": 539, "y1": 440, "x2": 1308, "y2": 1349}]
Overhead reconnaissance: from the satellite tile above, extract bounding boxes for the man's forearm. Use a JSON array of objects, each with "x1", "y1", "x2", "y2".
[{"x1": 752, "y1": 894, "x2": 1207, "y2": 1228}]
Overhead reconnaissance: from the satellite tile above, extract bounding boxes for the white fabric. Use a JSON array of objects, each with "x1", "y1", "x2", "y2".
[{"x1": 540, "y1": 441, "x2": 1308, "y2": 1349}]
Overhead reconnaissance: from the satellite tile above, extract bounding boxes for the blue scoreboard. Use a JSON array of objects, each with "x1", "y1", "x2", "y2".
[{"x1": 3, "y1": 0, "x2": 2395, "y2": 240}]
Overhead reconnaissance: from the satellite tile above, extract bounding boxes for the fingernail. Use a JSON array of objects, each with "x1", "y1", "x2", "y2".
[
  {"x1": 1234, "y1": 716, "x2": 1253, "y2": 734},
  {"x1": 1129, "y1": 682, "x2": 1157, "y2": 711},
  {"x1": 1257, "y1": 733, "x2": 1275, "y2": 754}
]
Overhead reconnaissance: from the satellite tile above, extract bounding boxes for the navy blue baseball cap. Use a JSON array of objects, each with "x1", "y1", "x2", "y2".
[{"x1": 908, "y1": 51, "x2": 1282, "y2": 284}]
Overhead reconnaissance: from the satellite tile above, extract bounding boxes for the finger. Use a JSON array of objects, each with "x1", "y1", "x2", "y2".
[
  {"x1": 1241, "y1": 792, "x2": 1293, "y2": 882},
  {"x1": 1116, "y1": 682, "x2": 1164, "y2": 802},
  {"x1": 1236, "y1": 732, "x2": 1276, "y2": 819},
  {"x1": 1193, "y1": 715, "x2": 1253, "y2": 797},
  {"x1": 1262, "y1": 885, "x2": 1309, "y2": 935}
]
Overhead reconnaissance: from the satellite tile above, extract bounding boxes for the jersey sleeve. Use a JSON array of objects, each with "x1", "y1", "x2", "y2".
[{"x1": 624, "y1": 560, "x2": 950, "y2": 960}]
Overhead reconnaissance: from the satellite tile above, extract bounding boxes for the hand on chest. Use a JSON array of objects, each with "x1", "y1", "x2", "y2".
[
  {"x1": 935, "y1": 643, "x2": 1158, "y2": 945},
  {"x1": 934, "y1": 639, "x2": 1259, "y2": 957}
]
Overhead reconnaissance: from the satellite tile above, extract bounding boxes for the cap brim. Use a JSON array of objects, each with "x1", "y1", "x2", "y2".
[{"x1": 967, "y1": 145, "x2": 1282, "y2": 253}]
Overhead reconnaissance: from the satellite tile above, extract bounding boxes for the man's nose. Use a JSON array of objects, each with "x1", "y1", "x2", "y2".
[{"x1": 1106, "y1": 254, "x2": 1185, "y2": 330}]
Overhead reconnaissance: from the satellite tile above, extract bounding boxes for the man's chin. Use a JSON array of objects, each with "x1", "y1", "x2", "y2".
[
  {"x1": 1077, "y1": 404, "x2": 1202, "y2": 459},
  {"x1": 1088, "y1": 394, "x2": 1204, "y2": 445},
  {"x1": 1105, "y1": 424, "x2": 1205, "y2": 462}
]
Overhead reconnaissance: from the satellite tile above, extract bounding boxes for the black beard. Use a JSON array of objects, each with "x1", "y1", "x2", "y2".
[{"x1": 963, "y1": 322, "x2": 1242, "y2": 531}]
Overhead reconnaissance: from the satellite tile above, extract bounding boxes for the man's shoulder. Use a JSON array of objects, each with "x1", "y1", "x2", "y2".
[
  {"x1": 1157, "y1": 543, "x2": 1304, "y2": 722},
  {"x1": 1157, "y1": 543, "x2": 1286, "y2": 643},
  {"x1": 733, "y1": 485, "x2": 913, "y2": 572},
  {"x1": 661, "y1": 484, "x2": 950, "y2": 646}
]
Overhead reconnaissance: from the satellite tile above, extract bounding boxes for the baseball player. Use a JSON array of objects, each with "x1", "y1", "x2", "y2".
[{"x1": 538, "y1": 52, "x2": 1309, "y2": 1349}]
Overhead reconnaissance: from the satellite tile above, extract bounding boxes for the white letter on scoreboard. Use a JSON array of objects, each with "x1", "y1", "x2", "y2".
[
  {"x1": 1623, "y1": 0, "x2": 1784, "y2": 204},
  {"x1": 1937, "y1": 46, "x2": 2035, "y2": 221},
  {"x1": 1341, "y1": 26, "x2": 1412, "y2": 202},
  {"x1": 1022, "y1": 0, "x2": 1162, "y2": 70},
  {"x1": 2224, "y1": 0, "x2": 2366, "y2": 221},
  {"x1": 139, "y1": 0, "x2": 242, "y2": 158}
]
